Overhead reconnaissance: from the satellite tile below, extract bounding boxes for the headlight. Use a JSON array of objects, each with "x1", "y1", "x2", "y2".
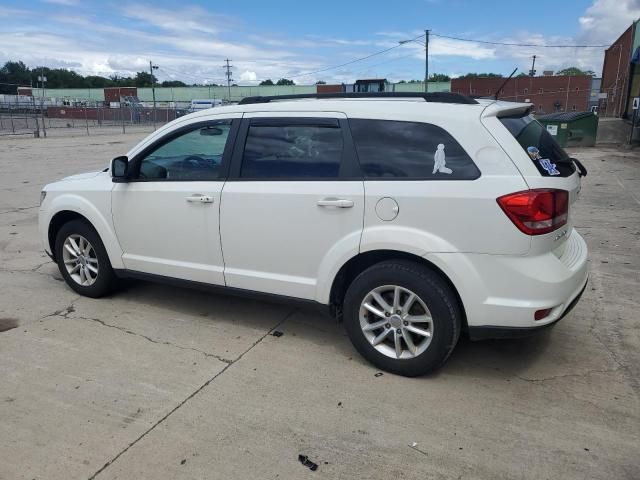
[{"x1": 40, "y1": 191, "x2": 47, "y2": 206}]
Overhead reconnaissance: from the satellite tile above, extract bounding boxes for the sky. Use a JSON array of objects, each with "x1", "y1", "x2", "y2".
[{"x1": 0, "y1": 0, "x2": 638, "y2": 85}]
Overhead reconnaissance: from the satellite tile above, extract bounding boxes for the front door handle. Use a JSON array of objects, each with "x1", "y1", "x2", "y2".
[
  {"x1": 185, "y1": 194, "x2": 214, "y2": 204},
  {"x1": 317, "y1": 198, "x2": 354, "y2": 208}
]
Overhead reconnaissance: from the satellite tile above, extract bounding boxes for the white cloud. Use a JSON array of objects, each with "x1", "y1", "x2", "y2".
[
  {"x1": 1, "y1": 0, "x2": 635, "y2": 87},
  {"x1": 239, "y1": 70, "x2": 257, "y2": 82},
  {"x1": 122, "y1": 4, "x2": 223, "y2": 35},
  {"x1": 578, "y1": 0, "x2": 640, "y2": 43}
]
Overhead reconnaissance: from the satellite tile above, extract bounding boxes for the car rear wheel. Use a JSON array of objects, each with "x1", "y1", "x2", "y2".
[
  {"x1": 343, "y1": 260, "x2": 461, "y2": 377},
  {"x1": 55, "y1": 220, "x2": 116, "y2": 298}
]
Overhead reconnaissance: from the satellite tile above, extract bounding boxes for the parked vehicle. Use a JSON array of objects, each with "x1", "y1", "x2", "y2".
[
  {"x1": 188, "y1": 99, "x2": 223, "y2": 112},
  {"x1": 38, "y1": 93, "x2": 589, "y2": 376}
]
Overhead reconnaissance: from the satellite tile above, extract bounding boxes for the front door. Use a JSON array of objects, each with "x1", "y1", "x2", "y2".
[
  {"x1": 112, "y1": 117, "x2": 238, "y2": 284},
  {"x1": 220, "y1": 113, "x2": 364, "y2": 301}
]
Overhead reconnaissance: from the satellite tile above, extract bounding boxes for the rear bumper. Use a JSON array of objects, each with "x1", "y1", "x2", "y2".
[
  {"x1": 424, "y1": 228, "x2": 589, "y2": 331},
  {"x1": 467, "y1": 277, "x2": 587, "y2": 340}
]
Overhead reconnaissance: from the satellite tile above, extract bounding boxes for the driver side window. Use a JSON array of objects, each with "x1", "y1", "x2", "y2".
[{"x1": 138, "y1": 120, "x2": 232, "y2": 181}]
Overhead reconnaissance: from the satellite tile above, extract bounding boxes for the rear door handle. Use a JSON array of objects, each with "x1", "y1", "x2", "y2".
[
  {"x1": 317, "y1": 198, "x2": 354, "y2": 208},
  {"x1": 185, "y1": 194, "x2": 214, "y2": 204}
]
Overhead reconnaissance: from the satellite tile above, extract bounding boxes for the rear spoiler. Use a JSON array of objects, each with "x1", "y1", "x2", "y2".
[{"x1": 480, "y1": 101, "x2": 533, "y2": 119}]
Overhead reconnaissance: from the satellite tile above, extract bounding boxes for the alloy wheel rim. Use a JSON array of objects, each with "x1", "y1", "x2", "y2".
[
  {"x1": 62, "y1": 234, "x2": 99, "y2": 286},
  {"x1": 359, "y1": 285, "x2": 433, "y2": 360}
]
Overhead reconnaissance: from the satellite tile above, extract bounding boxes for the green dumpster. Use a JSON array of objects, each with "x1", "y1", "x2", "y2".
[{"x1": 536, "y1": 111, "x2": 599, "y2": 147}]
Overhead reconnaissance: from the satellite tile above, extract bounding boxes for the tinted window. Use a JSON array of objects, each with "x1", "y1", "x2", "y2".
[
  {"x1": 499, "y1": 114, "x2": 575, "y2": 177},
  {"x1": 240, "y1": 123, "x2": 343, "y2": 179},
  {"x1": 138, "y1": 121, "x2": 231, "y2": 180},
  {"x1": 349, "y1": 119, "x2": 479, "y2": 180}
]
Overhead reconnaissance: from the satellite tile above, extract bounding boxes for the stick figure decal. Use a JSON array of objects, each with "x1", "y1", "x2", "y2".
[{"x1": 432, "y1": 144, "x2": 452, "y2": 175}]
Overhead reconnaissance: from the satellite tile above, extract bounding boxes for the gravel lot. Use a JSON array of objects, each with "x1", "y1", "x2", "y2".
[{"x1": 0, "y1": 132, "x2": 638, "y2": 480}]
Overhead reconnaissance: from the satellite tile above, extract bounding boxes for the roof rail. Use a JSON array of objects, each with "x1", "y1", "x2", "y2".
[{"x1": 238, "y1": 92, "x2": 479, "y2": 105}]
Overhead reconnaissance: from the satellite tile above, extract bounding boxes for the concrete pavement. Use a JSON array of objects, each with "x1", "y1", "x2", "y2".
[{"x1": 0, "y1": 133, "x2": 638, "y2": 479}]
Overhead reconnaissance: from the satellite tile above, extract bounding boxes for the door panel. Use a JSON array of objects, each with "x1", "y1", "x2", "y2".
[
  {"x1": 220, "y1": 113, "x2": 364, "y2": 300},
  {"x1": 220, "y1": 181, "x2": 364, "y2": 299},
  {"x1": 112, "y1": 117, "x2": 239, "y2": 284},
  {"x1": 112, "y1": 181, "x2": 225, "y2": 283}
]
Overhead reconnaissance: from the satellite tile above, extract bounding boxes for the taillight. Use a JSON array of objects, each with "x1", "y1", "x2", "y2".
[{"x1": 497, "y1": 189, "x2": 568, "y2": 235}]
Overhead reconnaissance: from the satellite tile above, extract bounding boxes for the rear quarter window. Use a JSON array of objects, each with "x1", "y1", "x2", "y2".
[
  {"x1": 349, "y1": 119, "x2": 480, "y2": 180},
  {"x1": 498, "y1": 114, "x2": 576, "y2": 177}
]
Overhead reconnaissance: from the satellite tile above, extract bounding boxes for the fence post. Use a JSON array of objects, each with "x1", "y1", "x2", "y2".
[
  {"x1": 32, "y1": 97, "x2": 40, "y2": 138},
  {"x1": 9, "y1": 103, "x2": 15, "y2": 134},
  {"x1": 40, "y1": 97, "x2": 47, "y2": 138},
  {"x1": 84, "y1": 104, "x2": 89, "y2": 136},
  {"x1": 121, "y1": 105, "x2": 125, "y2": 134}
]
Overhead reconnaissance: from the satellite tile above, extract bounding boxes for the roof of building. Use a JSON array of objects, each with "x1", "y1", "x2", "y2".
[{"x1": 354, "y1": 78, "x2": 388, "y2": 83}]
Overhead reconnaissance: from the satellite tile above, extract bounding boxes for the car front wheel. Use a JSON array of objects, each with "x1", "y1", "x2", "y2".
[
  {"x1": 55, "y1": 219, "x2": 116, "y2": 298},
  {"x1": 343, "y1": 260, "x2": 461, "y2": 377}
]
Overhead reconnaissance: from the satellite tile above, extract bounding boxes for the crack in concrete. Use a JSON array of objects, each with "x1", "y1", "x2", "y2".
[
  {"x1": 42, "y1": 302, "x2": 78, "y2": 319},
  {"x1": 0, "y1": 260, "x2": 53, "y2": 275},
  {"x1": 0, "y1": 205, "x2": 39, "y2": 215},
  {"x1": 88, "y1": 307, "x2": 298, "y2": 480},
  {"x1": 587, "y1": 258, "x2": 639, "y2": 397},
  {"x1": 515, "y1": 367, "x2": 621, "y2": 384},
  {"x1": 80, "y1": 315, "x2": 234, "y2": 364}
]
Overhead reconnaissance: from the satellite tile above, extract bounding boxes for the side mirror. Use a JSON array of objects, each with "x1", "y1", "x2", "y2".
[{"x1": 111, "y1": 156, "x2": 129, "y2": 182}]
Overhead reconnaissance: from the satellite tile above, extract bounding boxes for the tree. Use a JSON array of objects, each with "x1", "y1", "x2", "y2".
[
  {"x1": 516, "y1": 72, "x2": 530, "y2": 77},
  {"x1": 457, "y1": 73, "x2": 503, "y2": 79},
  {"x1": 84, "y1": 76, "x2": 114, "y2": 88},
  {"x1": 315, "y1": 80, "x2": 326, "y2": 85},
  {"x1": 0, "y1": 61, "x2": 32, "y2": 93},
  {"x1": 276, "y1": 78, "x2": 295, "y2": 86},
  {"x1": 556, "y1": 67, "x2": 595, "y2": 77},
  {"x1": 161, "y1": 80, "x2": 187, "y2": 87},
  {"x1": 134, "y1": 71, "x2": 157, "y2": 87},
  {"x1": 259, "y1": 79, "x2": 274, "y2": 86},
  {"x1": 428, "y1": 73, "x2": 450, "y2": 82}
]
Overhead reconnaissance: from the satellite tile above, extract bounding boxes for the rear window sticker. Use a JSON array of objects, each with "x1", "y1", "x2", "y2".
[
  {"x1": 432, "y1": 144, "x2": 452, "y2": 174},
  {"x1": 527, "y1": 146, "x2": 542, "y2": 161},
  {"x1": 527, "y1": 146, "x2": 560, "y2": 175},
  {"x1": 539, "y1": 158, "x2": 560, "y2": 175}
]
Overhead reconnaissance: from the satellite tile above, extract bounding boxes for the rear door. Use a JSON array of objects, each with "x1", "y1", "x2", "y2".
[{"x1": 219, "y1": 112, "x2": 364, "y2": 301}]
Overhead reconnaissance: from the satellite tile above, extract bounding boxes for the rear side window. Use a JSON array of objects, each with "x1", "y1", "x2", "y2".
[
  {"x1": 498, "y1": 114, "x2": 575, "y2": 177},
  {"x1": 349, "y1": 119, "x2": 480, "y2": 180},
  {"x1": 240, "y1": 121, "x2": 343, "y2": 179}
]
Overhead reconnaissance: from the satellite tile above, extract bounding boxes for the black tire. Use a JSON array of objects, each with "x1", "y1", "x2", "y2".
[
  {"x1": 343, "y1": 260, "x2": 461, "y2": 377},
  {"x1": 54, "y1": 219, "x2": 117, "y2": 298}
]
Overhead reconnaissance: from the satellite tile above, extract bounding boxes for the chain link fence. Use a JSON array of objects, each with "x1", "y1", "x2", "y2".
[{"x1": 0, "y1": 96, "x2": 190, "y2": 138}]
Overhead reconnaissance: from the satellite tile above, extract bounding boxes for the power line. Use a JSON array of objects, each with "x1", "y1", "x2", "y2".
[
  {"x1": 431, "y1": 32, "x2": 610, "y2": 48},
  {"x1": 291, "y1": 33, "x2": 426, "y2": 78}
]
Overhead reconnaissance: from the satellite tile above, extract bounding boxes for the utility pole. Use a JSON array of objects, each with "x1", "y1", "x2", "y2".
[
  {"x1": 425, "y1": 30, "x2": 430, "y2": 93},
  {"x1": 529, "y1": 55, "x2": 537, "y2": 77},
  {"x1": 223, "y1": 59, "x2": 234, "y2": 101},
  {"x1": 149, "y1": 60, "x2": 159, "y2": 129}
]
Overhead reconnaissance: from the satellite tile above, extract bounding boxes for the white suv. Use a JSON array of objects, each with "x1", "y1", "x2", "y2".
[{"x1": 38, "y1": 93, "x2": 589, "y2": 376}]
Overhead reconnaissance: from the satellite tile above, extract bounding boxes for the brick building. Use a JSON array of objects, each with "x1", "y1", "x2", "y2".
[
  {"x1": 599, "y1": 20, "x2": 639, "y2": 118},
  {"x1": 103, "y1": 87, "x2": 137, "y2": 104},
  {"x1": 451, "y1": 75, "x2": 593, "y2": 114}
]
